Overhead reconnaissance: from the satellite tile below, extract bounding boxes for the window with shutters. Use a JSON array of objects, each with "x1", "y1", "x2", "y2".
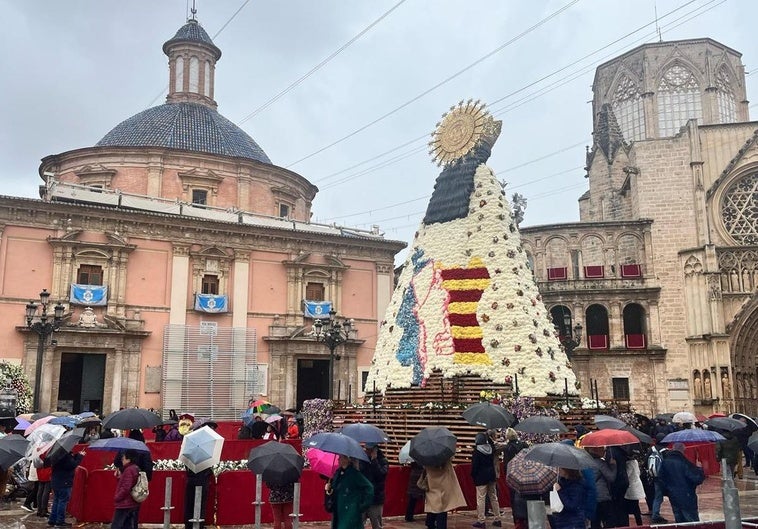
[
  {"x1": 612, "y1": 377, "x2": 630, "y2": 400},
  {"x1": 305, "y1": 282, "x2": 324, "y2": 301},
  {"x1": 201, "y1": 274, "x2": 219, "y2": 295},
  {"x1": 77, "y1": 265, "x2": 103, "y2": 286}
]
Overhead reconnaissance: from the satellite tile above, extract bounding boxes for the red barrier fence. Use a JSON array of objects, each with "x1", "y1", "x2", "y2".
[{"x1": 69, "y1": 463, "x2": 511, "y2": 524}]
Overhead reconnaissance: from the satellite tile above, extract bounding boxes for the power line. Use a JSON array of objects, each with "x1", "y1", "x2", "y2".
[
  {"x1": 237, "y1": 0, "x2": 407, "y2": 125},
  {"x1": 284, "y1": 0, "x2": 581, "y2": 168},
  {"x1": 144, "y1": 1, "x2": 251, "y2": 109},
  {"x1": 309, "y1": 0, "x2": 711, "y2": 190}
]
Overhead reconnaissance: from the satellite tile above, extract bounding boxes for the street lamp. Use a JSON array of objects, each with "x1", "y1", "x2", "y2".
[
  {"x1": 561, "y1": 312, "x2": 583, "y2": 360},
  {"x1": 25, "y1": 289, "x2": 65, "y2": 412},
  {"x1": 311, "y1": 309, "x2": 352, "y2": 400}
]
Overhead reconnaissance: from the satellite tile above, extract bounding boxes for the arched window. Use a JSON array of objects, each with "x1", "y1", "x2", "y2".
[
  {"x1": 657, "y1": 65, "x2": 702, "y2": 136},
  {"x1": 550, "y1": 305, "x2": 573, "y2": 342},
  {"x1": 612, "y1": 75, "x2": 646, "y2": 141},
  {"x1": 189, "y1": 57, "x2": 200, "y2": 93},
  {"x1": 716, "y1": 66, "x2": 737, "y2": 123},
  {"x1": 204, "y1": 60, "x2": 211, "y2": 97},
  {"x1": 175, "y1": 56, "x2": 184, "y2": 92},
  {"x1": 623, "y1": 303, "x2": 646, "y2": 349},
  {"x1": 585, "y1": 304, "x2": 609, "y2": 350}
]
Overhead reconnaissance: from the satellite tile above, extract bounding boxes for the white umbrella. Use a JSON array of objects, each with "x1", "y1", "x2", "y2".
[
  {"x1": 398, "y1": 440, "x2": 413, "y2": 464},
  {"x1": 672, "y1": 411, "x2": 697, "y2": 424},
  {"x1": 179, "y1": 425, "x2": 224, "y2": 473}
]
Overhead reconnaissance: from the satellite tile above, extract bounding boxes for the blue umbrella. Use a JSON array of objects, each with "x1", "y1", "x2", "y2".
[
  {"x1": 49, "y1": 416, "x2": 78, "y2": 429},
  {"x1": 89, "y1": 437, "x2": 150, "y2": 452},
  {"x1": 305, "y1": 433, "x2": 369, "y2": 462},
  {"x1": 338, "y1": 423, "x2": 391, "y2": 444},
  {"x1": 661, "y1": 429, "x2": 725, "y2": 443},
  {"x1": 241, "y1": 408, "x2": 257, "y2": 427}
]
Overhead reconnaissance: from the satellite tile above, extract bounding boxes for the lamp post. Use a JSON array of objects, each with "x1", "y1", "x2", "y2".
[
  {"x1": 311, "y1": 309, "x2": 352, "y2": 400},
  {"x1": 562, "y1": 312, "x2": 583, "y2": 360},
  {"x1": 25, "y1": 289, "x2": 65, "y2": 412}
]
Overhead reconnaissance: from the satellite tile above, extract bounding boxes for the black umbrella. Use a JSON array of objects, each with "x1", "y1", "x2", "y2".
[
  {"x1": 45, "y1": 432, "x2": 80, "y2": 466},
  {"x1": 594, "y1": 415, "x2": 626, "y2": 429},
  {"x1": 102, "y1": 408, "x2": 161, "y2": 430},
  {"x1": 748, "y1": 432, "x2": 758, "y2": 454},
  {"x1": 338, "y1": 423, "x2": 391, "y2": 444},
  {"x1": 654, "y1": 413, "x2": 674, "y2": 422},
  {"x1": 621, "y1": 425, "x2": 653, "y2": 445},
  {"x1": 705, "y1": 417, "x2": 746, "y2": 432},
  {"x1": 305, "y1": 433, "x2": 369, "y2": 462},
  {"x1": 514, "y1": 416, "x2": 568, "y2": 434},
  {"x1": 410, "y1": 427, "x2": 457, "y2": 467},
  {"x1": 247, "y1": 441, "x2": 304, "y2": 486},
  {"x1": 462, "y1": 402, "x2": 515, "y2": 429},
  {"x1": 524, "y1": 442, "x2": 596, "y2": 470},
  {"x1": 729, "y1": 413, "x2": 757, "y2": 431},
  {"x1": 0, "y1": 434, "x2": 29, "y2": 455},
  {"x1": 30, "y1": 413, "x2": 51, "y2": 421}
]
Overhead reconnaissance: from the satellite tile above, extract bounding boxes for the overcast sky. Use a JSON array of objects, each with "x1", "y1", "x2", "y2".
[{"x1": 2, "y1": 1, "x2": 756, "y2": 263}]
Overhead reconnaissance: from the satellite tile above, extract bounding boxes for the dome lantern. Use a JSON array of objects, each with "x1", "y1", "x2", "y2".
[{"x1": 163, "y1": 18, "x2": 221, "y2": 109}]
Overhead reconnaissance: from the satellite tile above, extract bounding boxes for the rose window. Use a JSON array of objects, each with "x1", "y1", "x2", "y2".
[{"x1": 722, "y1": 173, "x2": 758, "y2": 244}]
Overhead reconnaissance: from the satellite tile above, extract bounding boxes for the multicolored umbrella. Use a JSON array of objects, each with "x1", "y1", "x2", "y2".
[
  {"x1": 506, "y1": 449, "x2": 557, "y2": 495},
  {"x1": 579, "y1": 429, "x2": 639, "y2": 447}
]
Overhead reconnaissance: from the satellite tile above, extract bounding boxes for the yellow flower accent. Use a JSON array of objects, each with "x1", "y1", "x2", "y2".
[
  {"x1": 448, "y1": 301, "x2": 479, "y2": 314},
  {"x1": 440, "y1": 278, "x2": 491, "y2": 291},
  {"x1": 450, "y1": 325, "x2": 483, "y2": 339},
  {"x1": 454, "y1": 352, "x2": 493, "y2": 365}
]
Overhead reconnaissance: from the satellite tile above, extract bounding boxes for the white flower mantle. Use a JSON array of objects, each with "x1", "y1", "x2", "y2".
[{"x1": 367, "y1": 164, "x2": 577, "y2": 397}]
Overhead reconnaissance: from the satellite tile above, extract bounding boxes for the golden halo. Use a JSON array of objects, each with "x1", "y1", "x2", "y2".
[{"x1": 429, "y1": 99, "x2": 490, "y2": 166}]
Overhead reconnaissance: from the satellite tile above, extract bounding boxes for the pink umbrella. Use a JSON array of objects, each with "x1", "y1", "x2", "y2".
[
  {"x1": 24, "y1": 415, "x2": 55, "y2": 436},
  {"x1": 306, "y1": 448, "x2": 338, "y2": 478}
]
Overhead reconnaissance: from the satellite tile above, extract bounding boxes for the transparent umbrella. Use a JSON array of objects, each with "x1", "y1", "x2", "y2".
[{"x1": 179, "y1": 425, "x2": 224, "y2": 473}]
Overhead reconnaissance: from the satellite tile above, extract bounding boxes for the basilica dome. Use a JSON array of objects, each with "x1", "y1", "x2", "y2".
[{"x1": 96, "y1": 102, "x2": 271, "y2": 164}]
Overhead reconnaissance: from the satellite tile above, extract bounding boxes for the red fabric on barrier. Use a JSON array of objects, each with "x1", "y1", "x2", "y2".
[
  {"x1": 680, "y1": 443, "x2": 719, "y2": 476},
  {"x1": 71, "y1": 463, "x2": 509, "y2": 523}
]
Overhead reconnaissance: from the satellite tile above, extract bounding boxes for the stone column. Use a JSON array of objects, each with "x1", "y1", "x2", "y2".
[{"x1": 232, "y1": 251, "x2": 250, "y2": 408}]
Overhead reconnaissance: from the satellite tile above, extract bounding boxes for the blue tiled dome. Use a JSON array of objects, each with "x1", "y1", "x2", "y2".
[
  {"x1": 96, "y1": 102, "x2": 271, "y2": 164},
  {"x1": 163, "y1": 19, "x2": 221, "y2": 59}
]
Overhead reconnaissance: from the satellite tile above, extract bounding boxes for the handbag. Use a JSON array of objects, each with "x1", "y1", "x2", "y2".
[
  {"x1": 324, "y1": 480, "x2": 335, "y2": 513},
  {"x1": 549, "y1": 487, "x2": 564, "y2": 513}
]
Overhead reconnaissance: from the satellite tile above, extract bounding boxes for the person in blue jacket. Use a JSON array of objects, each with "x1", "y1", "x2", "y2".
[
  {"x1": 549, "y1": 467, "x2": 586, "y2": 529},
  {"x1": 657, "y1": 442, "x2": 705, "y2": 523},
  {"x1": 48, "y1": 448, "x2": 85, "y2": 527}
]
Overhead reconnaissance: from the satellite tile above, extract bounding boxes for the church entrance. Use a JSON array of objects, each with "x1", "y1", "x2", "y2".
[
  {"x1": 296, "y1": 359, "x2": 329, "y2": 410},
  {"x1": 729, "y1": 301, "x2": 758, "y2": 416},
  {"x1": 56, "y1": 353, "x2": 106, "y2": 414}
]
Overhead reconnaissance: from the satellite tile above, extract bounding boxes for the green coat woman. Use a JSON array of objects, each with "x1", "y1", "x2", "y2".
[{"x1": 328, "y1": 455, "x2": 374, "y2": 529}]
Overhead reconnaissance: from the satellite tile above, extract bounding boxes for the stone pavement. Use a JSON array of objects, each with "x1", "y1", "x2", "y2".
[{"x1": 0, "y1": 474, "x2": 755, "y2": 529}]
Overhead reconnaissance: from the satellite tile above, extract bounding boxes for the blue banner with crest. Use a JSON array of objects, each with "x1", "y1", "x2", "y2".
[
  {"x1": 303, "y1": 300, "x2": 332, "y2": 319},
  {"x1": 69, "y1": 284, "x2": 108, "y2": 306},
  {"x1": 194, "y1": 294, "x2": 228, "y2": 313}
]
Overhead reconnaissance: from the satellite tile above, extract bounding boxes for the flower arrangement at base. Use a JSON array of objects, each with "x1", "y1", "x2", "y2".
[
  {"x1": 0, "y1": 362, "x2": 32, "y2": 414},
  {"x1": 302, "y1": 398, "x2": 333, "y2": 441}
]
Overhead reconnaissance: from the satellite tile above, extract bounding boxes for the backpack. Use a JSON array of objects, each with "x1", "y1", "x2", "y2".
[
  {"x1": 131, "y1": 471, "x2": 149, "y2": 503},
  {"x1": 647, "y1": 447, "x2": 663, "y2": 478}
]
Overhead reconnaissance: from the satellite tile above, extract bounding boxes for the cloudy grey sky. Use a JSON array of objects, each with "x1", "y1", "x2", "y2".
[{"x1": 2, "y1": 1, "x2": 756, "y2": 263}]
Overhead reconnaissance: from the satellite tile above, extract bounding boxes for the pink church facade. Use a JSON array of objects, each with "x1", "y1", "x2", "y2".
[{"x1": 0, "y1": 18, "x2": 404, "y2": 417}]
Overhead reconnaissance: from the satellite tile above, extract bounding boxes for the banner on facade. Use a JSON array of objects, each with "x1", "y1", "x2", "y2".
[
  {"x1": 303, "y1": 300, "x2": 332, "y2": 319},
  {"x1": 194, "y1": 294, "x2": 228, "y2": 313},
  {"x1": 69, "y1": 284, "x2": 108, "y2": 306}
]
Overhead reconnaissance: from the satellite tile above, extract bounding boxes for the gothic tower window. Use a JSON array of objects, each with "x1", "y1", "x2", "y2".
[
  {"x1": 716, "y1": 66, "x2": 737, "y2": 123},
  {"x1": 612, "y1": 75, "x2": 646, "y2": 141},
  {"x1": 657, "y1": 65, "x2": 702, "y2": 136}
]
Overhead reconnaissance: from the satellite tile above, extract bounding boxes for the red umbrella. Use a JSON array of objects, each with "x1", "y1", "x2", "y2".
[{"x1": 579, "y1": 429, "x2": 639, "y2": 447}]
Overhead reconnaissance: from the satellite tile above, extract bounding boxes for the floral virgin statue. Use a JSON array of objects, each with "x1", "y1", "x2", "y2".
[{"x1": 366, "y1": 100, "x2": 577, "y2": 397}]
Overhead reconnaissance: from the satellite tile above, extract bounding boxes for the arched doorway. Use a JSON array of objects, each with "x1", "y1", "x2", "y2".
[{"x1": 728, "y1": 296, "x2": 758, "y2": 415}]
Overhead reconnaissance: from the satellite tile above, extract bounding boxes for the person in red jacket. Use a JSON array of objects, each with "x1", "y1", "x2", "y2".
[{"x1": 111, "y1": 450, "x2": 140, "y2": 529}]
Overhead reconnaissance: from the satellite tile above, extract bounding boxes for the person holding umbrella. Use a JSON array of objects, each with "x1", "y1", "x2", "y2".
[
  {"x1": 48, "y1": 443, "x2": 85, "y2": 527},
  {"x1": 247, "y1": 442, "x2": 304, "y2": 529},
  {"x1": 419, "y1": 460, "x2": 466, "y2": 529},
  {"x1": 359, "y1": 442, "x2": 389, "y2": 529},
  {"x1": 111, "y1": 449, "x2": 140, "y2": 529},
  {"x1": 326, "y1": 454, "x2": 373, "y2": 529},
  {"x1": 657, "y1": 442, "x2": 704, "y2": 523},
  {"x1": 549, "y1": 467, "x2": 587, "y2": 529},
  {"x1": 471, "y1": 431, "x2": 503, "y2": 528}
]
